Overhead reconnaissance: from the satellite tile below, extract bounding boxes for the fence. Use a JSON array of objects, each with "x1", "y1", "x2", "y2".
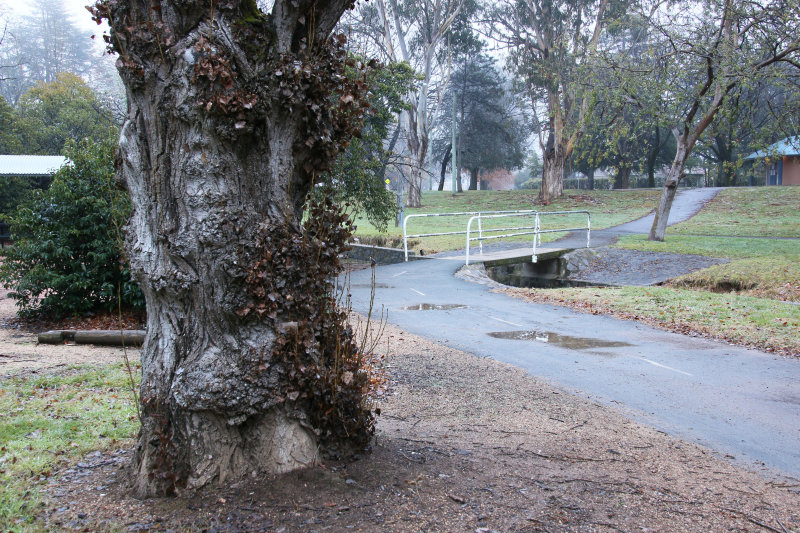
[
  {"x1": 402, "y1": 210, "x2": 538, "y2": 261},
  {"x1": 402, "y1": 209, "x2": 591, "y2": 264},
  {"x1": 465, "y1": 210, "x2": 590, "y2": 265}
]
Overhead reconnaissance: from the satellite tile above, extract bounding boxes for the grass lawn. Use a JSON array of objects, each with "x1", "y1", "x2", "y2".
[
  {"x1": 353, "y1": 189, "x2": 663, "y2": 253},
  {"x1": 617, "y1": 235, "x2": 800, "y2": 302},
  {"x1": 0, "y1": 363, "x2": 140, "y2": 531},
  {"x1": 667, "y1": 186, "x2": 800, "y2": 238},
  {"x1": 508, "y1": 187, "x2": 800, "y2": 356}
]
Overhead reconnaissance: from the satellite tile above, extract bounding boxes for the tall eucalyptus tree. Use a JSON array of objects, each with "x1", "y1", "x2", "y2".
[
  {"x1": 373, "y1": 0, "x2": 466, "y2": 207},
  {"x1": 491, "y1": 0, "x2": 615, "y2": 203}
]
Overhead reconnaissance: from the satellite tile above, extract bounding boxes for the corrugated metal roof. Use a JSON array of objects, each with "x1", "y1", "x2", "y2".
[
  {"x1": 0, "y1": 155, "x2": 68, "y2": 176},
  {"x1": 746, "y1": 136, "x2": 800, "y2": 159}
]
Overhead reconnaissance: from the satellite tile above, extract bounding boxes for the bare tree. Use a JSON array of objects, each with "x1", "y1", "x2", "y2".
[{"x1": 635, "y1": 0, "x2": 800, "y2": 240}]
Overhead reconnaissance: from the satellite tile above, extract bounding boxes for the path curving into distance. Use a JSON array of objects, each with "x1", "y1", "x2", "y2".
[
  {"x1": 548, "y1": 186, "x2": 722, "y2": 249},
  {"x1": 345, "y1": 187, "x2": 800, "y2": 480}
]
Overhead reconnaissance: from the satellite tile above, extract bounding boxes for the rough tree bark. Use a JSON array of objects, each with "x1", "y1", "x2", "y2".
[
  {"x1": 539, "y1": 128, "x2": 565, "y2": 203},
  {"x1": 92, "y1": 0, "x2": 372, "y2": 498}
]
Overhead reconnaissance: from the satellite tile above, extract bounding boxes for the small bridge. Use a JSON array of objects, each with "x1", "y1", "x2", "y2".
[{"x1": 403, "y1": 209, "x2": 591, "y2": 265}]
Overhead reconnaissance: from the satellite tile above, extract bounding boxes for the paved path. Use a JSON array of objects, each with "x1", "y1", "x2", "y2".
[
  {"x1": 607, "y1": 186, "x2": 721, "y2": 235},
  {"x1": 346, "y1": 187, "x2": 800, "y2": 479},
  {"x1": 440, "y1": 187, "x2": 723, "y2": 263}
]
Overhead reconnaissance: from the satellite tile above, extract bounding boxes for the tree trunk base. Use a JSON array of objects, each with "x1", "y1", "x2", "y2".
[{"x1": 132, "y1": 407, "x2": 317, "y2": 499}]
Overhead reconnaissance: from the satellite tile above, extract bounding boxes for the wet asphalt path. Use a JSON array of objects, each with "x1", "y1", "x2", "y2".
[{"x1": 345, "y1": 187, "x2": 800, "y2": 479}]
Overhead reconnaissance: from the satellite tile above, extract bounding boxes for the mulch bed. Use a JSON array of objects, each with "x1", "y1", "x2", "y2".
[{"x1": 3, "y1": 309, "x2": 145, "y2": 333}]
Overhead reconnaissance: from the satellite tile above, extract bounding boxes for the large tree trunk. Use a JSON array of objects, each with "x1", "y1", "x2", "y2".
[
  {"x1": 586, "y1": 167, "x2": 595, "y2": 190},
  {"x1": 97, "y1": 0, "x2": 371, "y2": 498}
]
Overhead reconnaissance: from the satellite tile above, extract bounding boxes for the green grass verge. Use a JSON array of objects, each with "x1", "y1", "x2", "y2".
[
  {"x1": 667, "y1": 186, "x2": 800, "y2": 238},
  {"x1": 616, "y1": 235, "x2": 800, "y2": 302},
  {"x1": 354, "y1": 189, "x2": 663, "y2": 253},
  {"x1": 505, "y1": 285, "x2": 799, "y2": 356},
  {"x1": 0, "y1": 363, "x2": 141, "y2": 531}
]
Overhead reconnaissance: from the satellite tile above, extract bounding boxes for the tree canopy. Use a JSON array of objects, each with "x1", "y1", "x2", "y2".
[
  {"x1": 319, "y1": 60, "x2": 416, "y2": 230},
  {"x1": 17, "y1": 72, "x2": 116, "y2": 155},
  {"x1": 433, "y1": 53, "x2": 525, "y2": 190}
]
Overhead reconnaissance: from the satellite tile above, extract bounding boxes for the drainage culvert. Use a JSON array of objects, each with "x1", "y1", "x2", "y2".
[{"x1": 484, "y1": 248, "x2": 608, "y2": 289}]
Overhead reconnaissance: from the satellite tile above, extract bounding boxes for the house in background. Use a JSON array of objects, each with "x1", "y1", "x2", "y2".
[
  {"x1": 745, "y1": 136, "x2": 800, "y2": 186},
  {"x1": 0, "y1": 155, "x2": 68, "y2": 246},
  {"x1": 0, "y1": 155, "x2": 67, "y2": 188}
]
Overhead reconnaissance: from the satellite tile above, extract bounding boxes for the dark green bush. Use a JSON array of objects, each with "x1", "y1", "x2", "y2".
[{"x1": 0, "y1": 138, "x2": 143, "y2": 318}]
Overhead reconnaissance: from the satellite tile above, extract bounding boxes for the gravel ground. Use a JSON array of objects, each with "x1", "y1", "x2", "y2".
[
  {"x1": 30, "y1": 317, "x2": 800, "y2": 532},
  {"x1": 565, "y1": 246, "x2": 729, "y2": 286},
  {"x1": 0, "y1": 288, "x2": 141, "y2": 374}
]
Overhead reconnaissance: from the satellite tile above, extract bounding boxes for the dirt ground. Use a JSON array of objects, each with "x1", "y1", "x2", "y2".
[
  {"x1": 0, "y1": 289, "x2": 142, "y2": 375},
  {"x1": 3, "y1": 289, "x2": 800, "y2": 532}
]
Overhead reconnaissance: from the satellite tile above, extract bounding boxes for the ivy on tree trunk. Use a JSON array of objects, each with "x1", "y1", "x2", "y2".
[{"x1": 91, "y1": 0, "x2": 373, "y2": 498}]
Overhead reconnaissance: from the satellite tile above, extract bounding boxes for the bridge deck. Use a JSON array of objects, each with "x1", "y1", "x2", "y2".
[{"x1": 434, "y1": 246, "x2": 574, "y2": 266}]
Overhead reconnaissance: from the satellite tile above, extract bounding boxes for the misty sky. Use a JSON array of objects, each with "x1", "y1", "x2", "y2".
[{"x1": 1, "y1": 0, "x2": 106, "y2": 34}]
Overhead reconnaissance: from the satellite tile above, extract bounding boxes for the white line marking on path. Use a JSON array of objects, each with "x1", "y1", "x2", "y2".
[
  {"x1": 410, "y1": 288, "x2": 425, "y2": 296},
  {"x1": 488, "y1": 316, "x2": 524, "y2": 328},
  {"x1": 392, "y1": 271, "x2": 408, "y2": 277},
  {"x1": 636, "y1": 357, "x2": 693, "y2": 377}
]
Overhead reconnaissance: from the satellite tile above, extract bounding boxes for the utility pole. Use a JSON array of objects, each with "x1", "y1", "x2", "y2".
[{"x1": 449, "y1": 36, "x2": 458, "y2": 195}]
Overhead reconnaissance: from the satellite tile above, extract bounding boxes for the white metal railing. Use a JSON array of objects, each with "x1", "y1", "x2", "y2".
[
  {"x1": 465, "y1": 210, "x2": 591, "y2": 265},
  {"x1": 402, "y1": 209, "x2": 538, "y2": 261}
]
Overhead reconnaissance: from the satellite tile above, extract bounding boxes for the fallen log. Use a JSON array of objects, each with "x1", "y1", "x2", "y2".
[
  {"x1": 38, "y1": 330, "x2": 146, "y2": 346},
  {"x1": 37, "y1": 330, "x2": 76, "y2": 344}
]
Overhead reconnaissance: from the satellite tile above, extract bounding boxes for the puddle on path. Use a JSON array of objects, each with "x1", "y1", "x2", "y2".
[
  {"x1": 487, "y1": 330, "x2": 631, "y2": 350},
  {"x1": 352, "y1": 283, "x2": 393, "y2": 289},
  {"x1": 404, "y1": 303, "x2": 470, "y2": 311}
]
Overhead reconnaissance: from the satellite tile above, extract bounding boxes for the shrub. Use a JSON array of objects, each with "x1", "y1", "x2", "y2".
[{"x1": 0, "y1": 138, "x2": 143, "y2": 318}]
